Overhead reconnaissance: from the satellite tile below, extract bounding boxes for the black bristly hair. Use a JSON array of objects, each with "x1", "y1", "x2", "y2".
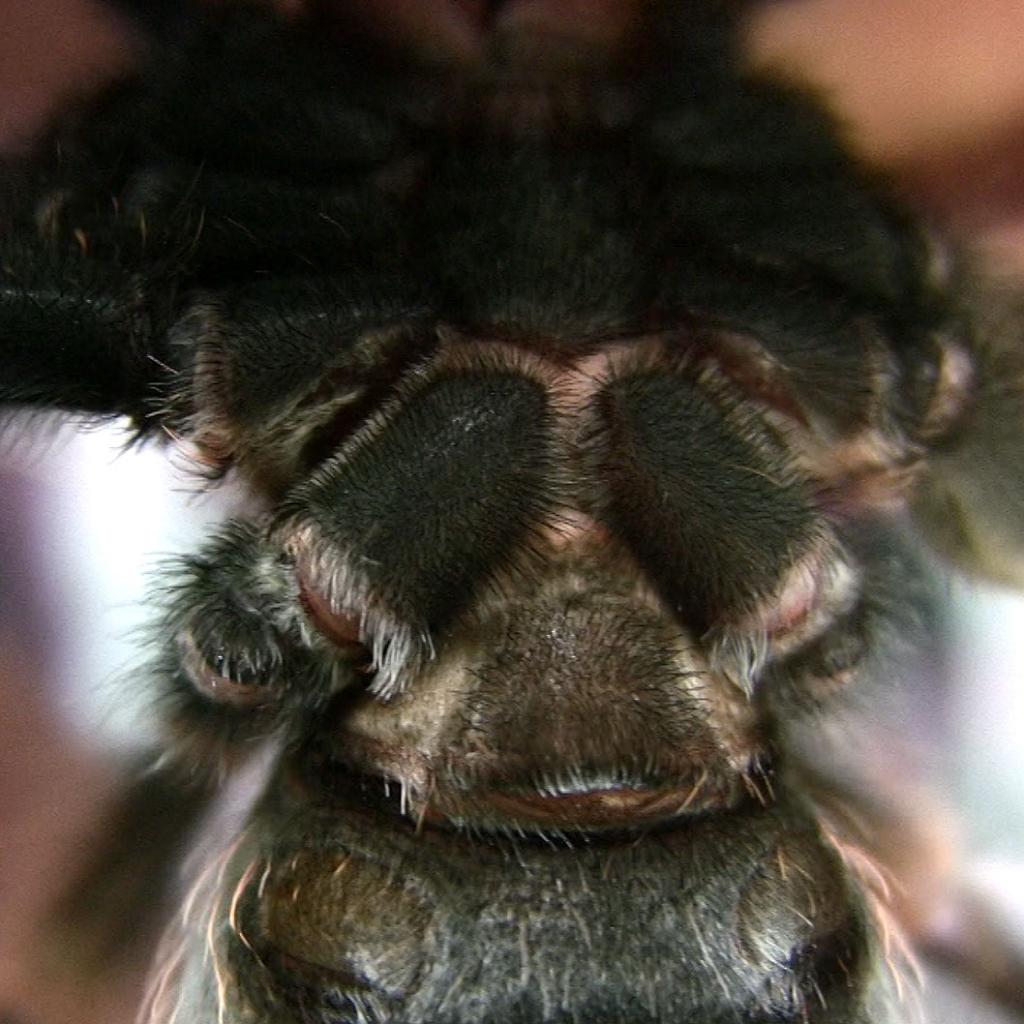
[{"x1": 4, "y1": 2, "x2": 1024, "y2": 1023}]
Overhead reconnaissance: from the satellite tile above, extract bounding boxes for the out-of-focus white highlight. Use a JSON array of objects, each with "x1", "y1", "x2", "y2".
[
  {"x1": 14, "y1": 420, "x2": 232, "y2": 750},
  {"x1": 949, "y1": 578, "x2": 1024, "y2": 856}
]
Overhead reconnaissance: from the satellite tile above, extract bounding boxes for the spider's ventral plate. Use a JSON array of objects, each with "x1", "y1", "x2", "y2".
[
  {"x1": 188, "y1": 780, "x2": 876, "y2": 1024},
  {"x1": 6, "y1": 1, "x2": 1019, "y2": 1023}
]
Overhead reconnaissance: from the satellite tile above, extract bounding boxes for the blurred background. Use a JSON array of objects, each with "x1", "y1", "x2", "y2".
[{"x1": 1, "y1": 0, "x2": 1024, "y2": 1021}]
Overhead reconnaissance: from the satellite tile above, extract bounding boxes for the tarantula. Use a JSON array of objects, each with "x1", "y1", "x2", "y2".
[{"x1": 3, "y1": 1, "x2": 1024, "y2": 1021}]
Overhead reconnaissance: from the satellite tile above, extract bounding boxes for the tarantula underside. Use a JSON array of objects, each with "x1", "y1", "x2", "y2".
[{"x1": 3, "y1": 2, "x2": 1024, "y2": 1022}]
